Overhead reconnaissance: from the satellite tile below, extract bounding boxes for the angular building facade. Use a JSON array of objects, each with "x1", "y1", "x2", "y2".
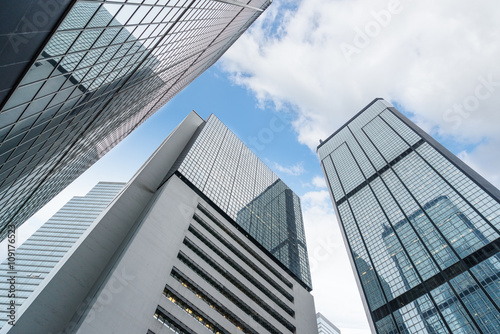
[
  {"x1": 0, "y1": 0, "x2": 270, "y2": 240},
  {"x1": 3, "y1": 112, "x2": 316, "y2": 334},
  {"x1": 0, "y1": 181, "x2": 124, "y2": 329},
  {"x1": 316, "y1": 312, "x2": 341, "y2": 334},
  {"x1": 317, "y1": 98, "x2": 500, "y2": 333}
]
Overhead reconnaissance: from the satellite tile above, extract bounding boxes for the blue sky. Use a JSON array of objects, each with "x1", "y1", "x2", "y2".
[
  {"x1": 101, "y1": 65, "x2": 325, "y2": 197},
  {"x1": 3, "y1": 0, "x2": 500, "y2": 333}
]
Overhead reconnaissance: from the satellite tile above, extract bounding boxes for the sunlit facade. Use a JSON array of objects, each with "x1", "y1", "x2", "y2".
[
  {"x1": 0, "y1": 0, "x2": 270, "y2": 240},
  {"x1": 0, "y1": 182, "x2": 124, "y2": 330},
  {"x1": 318, "y1": 98, "x2": 500, "y2": 333},
  {"x1": 176, "y1": 115, "x2": 312, "y2": 289},
  {"x1": 7, "y1": 112, "x2": 317, "y2": 334}
]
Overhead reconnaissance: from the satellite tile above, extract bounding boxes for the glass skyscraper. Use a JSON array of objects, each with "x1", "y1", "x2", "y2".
[
  {"x1": 7, "y1": 111, "x2": 317, "y2": 334},
  {"x1": 0, "y1": 0, "x2": 270, "y2": 240},
  {"x1": 173, "y1": 114, "x2": 312, "y2": 289},
  {"x1": 0, "y1": 181, "x2": 124, "y2": 330},
  {"x1": 317, "y1": 98, "x2": 500, "y2": 333}
]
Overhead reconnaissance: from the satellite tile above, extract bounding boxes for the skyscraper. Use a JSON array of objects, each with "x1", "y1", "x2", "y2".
[
  {"x1": 316, "y1": 312, "x2": 341, "y2": 334},
  {"x1": 0, "y1": 181, "x2": 124, "y2": 330},
  {"x1": 317, "y1": 98, "x2": 500, "y2": 333},
  {"x1": 0, "y1": 0, "x2": 270, "y2": 240},
  {"x1": 5, "y1": 111, "x2": 317, "y2": 334}
]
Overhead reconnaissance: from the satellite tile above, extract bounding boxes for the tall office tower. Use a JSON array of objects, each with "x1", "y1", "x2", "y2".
[
  {"x1": 0, "y1": 181, "x2": 124, "y2": 330},
  {"x1": 316, "y1": 312, "x2": 341, "y2": 334},
  {"x1": 0, "y1": 0, "x2": 270, "y2": 241},
  {"x1": 317, "y1": 98, "x2": 500, "y2": 334},
  {"x1": 5, "y1": 112, "x2": 317, "y2": 334}
]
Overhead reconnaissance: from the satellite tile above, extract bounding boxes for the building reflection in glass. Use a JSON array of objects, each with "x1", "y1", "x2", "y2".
[
  {"x1": 381, "y1": 196, "x2": 500, "y2": 334},
  {"x1": 318, "y1": 99, "x2": 500, "y2": 334},
  {"x1": 176, "y1": 115, "x2": 312, "y2": 289},
  {"x1": 236, "y1": 179, "x2": 309, "y2": 283},
  {"x1": 0, "y1": 0, "x2": 270, "y2": 240}
]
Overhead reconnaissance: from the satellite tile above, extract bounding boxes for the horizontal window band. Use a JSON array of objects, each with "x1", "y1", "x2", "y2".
[
  {"x1": 196, "y1": 204, "x2": 294, "y2": 289},
  {"x1": 336, "y1": 139, "x2": 425, "y2": 205},
  {"x1": 190, "y1": 217, "x2": 294, "y2": 302},
  {"x1": 154, "y1": 304, "x2": 196, "y2": 334},
  {"x1": 186, "y1": 227, "x2": 295, "y2": 313},
  {"x1": 163, "y1": 284, "x2": 229, "y2": 334},
  {"x1": 371, "y1": 237, "x2": 500, "y2": 322},
  {"x1": 170, "y1": 267, "x2": 260, "y2": 334},
  {"x1": 178, "y1": 246, "x2": 296, "y2": 332}
]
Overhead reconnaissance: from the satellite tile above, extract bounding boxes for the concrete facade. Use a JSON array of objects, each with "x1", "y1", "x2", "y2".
[
  {"x1": 76, "y1": 175, "x2": 317, "y2": 334},
  {"x1": 0, "y1": 181, "x2": 124, "y2": 330},
  {"x1": 3, "y1": 111, "x2": 317, "y2": 334}
]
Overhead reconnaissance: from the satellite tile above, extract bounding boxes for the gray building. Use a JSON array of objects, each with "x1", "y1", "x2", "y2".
[
  {"x1": 317, "y1": 98, "x2": 500, "y2": 333},
  {"x1": 316, "y1": 312, "x2": 341, "y2": 334},
  {"x1": 3, "y1": 111, "x2": 317, "y2": 334},
  {"x1": 0, "y1": 0, "x2": 270, "y2": 240},
  {"x1": 0, "y1": 181, "x2": 124, "y2": 329}
]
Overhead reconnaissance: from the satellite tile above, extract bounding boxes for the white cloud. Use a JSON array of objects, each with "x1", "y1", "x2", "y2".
[
  {"x1": 222, "y1": 2, "x2": 500, "y2": 330},
  {"x1": 272, "y1": 161, "x2": 305, "y2": 176},
  {"x1": 301, "y1": 189, "x2": 370, "y2": 333},
  {"x1": 312, "y1": 175, "x2": 327, "y2": 189},
  {"x1": 221, "y1": 0, "x2": 500, "y2": 176},
  {"x1": 457, "y1": 139, "x2": 500, "y2": 189}
]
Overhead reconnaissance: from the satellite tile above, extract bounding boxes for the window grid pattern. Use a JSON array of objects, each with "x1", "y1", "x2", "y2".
[
  {"x1": 178, "y1": 115, "x2": 311, "y2": 288},
  {"x1": 319, "y1": 99, "x2": 500, "y2": 333},
  {"x1": 0, "y1": 182, "x2": 124, "y2": 328},
  {"x1": 0, "y1": 0, "x2": 270, "y2": 241}
]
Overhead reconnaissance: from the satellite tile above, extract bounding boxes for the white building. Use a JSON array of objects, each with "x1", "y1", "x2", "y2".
[
  {"x1": 317, "y1": 312, "x2": 341, "y2": 334},
  {"x1": 3, "y1": 112, "x2": 318, "y2": 334},
  {"x1": 0, "y1": 182, "x2": 124, "y2": 330}
]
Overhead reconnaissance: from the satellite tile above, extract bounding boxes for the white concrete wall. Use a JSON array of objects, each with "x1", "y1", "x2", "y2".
[
  {"x1": 2, "y1": 111, "x2": 203, "y2": 334},
  {"x1": 4, "y1": 110, "x2": 318, "y2": 334},
  {"x1": 75, "y1": 176, "x2": 318, "y2": 334}
]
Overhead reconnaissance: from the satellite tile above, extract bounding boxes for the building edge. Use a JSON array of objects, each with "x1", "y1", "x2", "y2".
[{"x1": 0, "y1": 111, "x2": 204, "y2": 334}]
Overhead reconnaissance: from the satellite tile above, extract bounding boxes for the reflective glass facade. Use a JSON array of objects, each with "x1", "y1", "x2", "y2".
[
  {"x1": 176, "y1": 115, "x2": 312, "y2": 289},
  {"x1": 318, "y1": 99, "x2": 500, "y2": 333},
  {"x1": 0, "y1": 182, "x2": 124, "y2": 329},
  {"x1": 0, "y1": 0, "x2": 270, "y2": 240}
]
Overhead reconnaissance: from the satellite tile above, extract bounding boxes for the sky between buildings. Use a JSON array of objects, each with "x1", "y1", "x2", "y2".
[{"x1": 2, "y1": 1, "x2": 500, "y2": 333}]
